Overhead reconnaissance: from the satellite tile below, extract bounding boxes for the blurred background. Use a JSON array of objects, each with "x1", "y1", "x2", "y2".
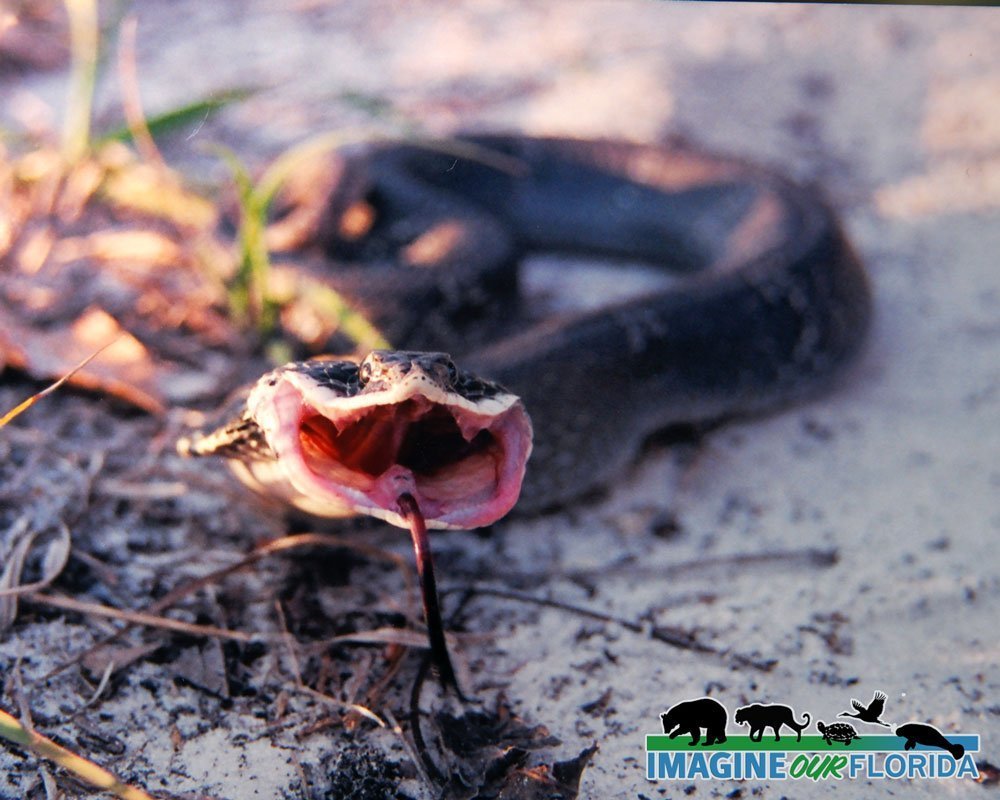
[{"x1": 1, "y1": 3, "x2": 998, "y2": 798}]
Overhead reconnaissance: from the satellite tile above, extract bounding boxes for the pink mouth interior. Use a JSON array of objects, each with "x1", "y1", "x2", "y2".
[{"x1": 296, "y1": 397, "x2": 524, "y2": 524}]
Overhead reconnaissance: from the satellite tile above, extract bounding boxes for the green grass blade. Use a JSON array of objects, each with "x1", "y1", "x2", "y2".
[
  {"x1": 211, "y1": 145, "x2": 266, "y2": 327},
  {"x1": 62, "y1": 0, "x2": 100, "y2": 162},
  {"x1": 0, "y1": 708, "x2": 154, "y2": 800},
  {"x1": 99, "y1": 87, "x2": 258, "y2": 144}
]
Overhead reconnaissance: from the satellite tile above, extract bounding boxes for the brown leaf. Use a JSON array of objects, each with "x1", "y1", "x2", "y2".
[
  {"x1": 81, "y1": 642, "x2": 161, "y2": 682},
  {"x1": 0, "y1": 519, "x2": 71, "y2": 630},
  {"x1": 0, "y1": 305, "x2": 208, "y2": 413},
  {"x1": 497, "y1": 745, "x2": 599, "y2": 800}
]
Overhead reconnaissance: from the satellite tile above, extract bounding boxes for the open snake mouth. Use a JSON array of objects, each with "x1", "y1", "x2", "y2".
[
  {"x1": 179, "y1": 352, "x2": 531, "y2": 692},
  {"x1": 241, "y1": 359, "x2": 532, "y2": 530},
  {"x1": 298, "y1": 399, "x2": 507, "y2": 505}
]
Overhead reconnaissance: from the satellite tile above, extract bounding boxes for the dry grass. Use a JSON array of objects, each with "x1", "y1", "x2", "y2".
[{"x1": 0, "y1": 3, "x2": 402, "y2": 796}]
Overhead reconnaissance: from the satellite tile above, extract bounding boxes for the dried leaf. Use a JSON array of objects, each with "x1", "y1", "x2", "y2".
[
  {"x1": 0, "y1": 521, "x2": 71, "y2": 630},
  {"x1": 38, "y1": 523, "x2": 71, "y2": 589},
  {"x1": 0, "y1": 305, "x2": 213, "y2": 412},
  {"x1": 80, "y1": 642, "x2": 161, "y2": 681},
  {"x1": 100, "y1": 159, "x2": 217, "y2": 230},
  {"x1": 0, "y1": 520, "x2": 33, "y2": 630},
  {"x1": 328, "y1": 626, "x2": 435, "y2": 649},
  {"x1": 496, "y1": 744, "x2": 599, "y2": 800},
  {"x1": 50, "y1": 229, "x2": 185, "y2": 268}
]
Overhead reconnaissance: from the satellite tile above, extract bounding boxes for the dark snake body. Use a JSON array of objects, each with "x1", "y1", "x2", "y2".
[{"x1": 300, "y1": 136, "x2": 871, "y2": 512}]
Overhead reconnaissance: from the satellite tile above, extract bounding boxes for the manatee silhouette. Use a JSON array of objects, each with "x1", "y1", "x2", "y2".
[{"x1": 895, "y1": 722, "x2": 965, "y2": 760}]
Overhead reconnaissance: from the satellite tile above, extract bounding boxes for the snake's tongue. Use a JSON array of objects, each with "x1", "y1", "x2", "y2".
[
  {"x1": 257, "y1": 373, "x2": 532, "y2": 529},
  {"x1": 397, "y1": 492, "x2": 461, "y2": 692}
]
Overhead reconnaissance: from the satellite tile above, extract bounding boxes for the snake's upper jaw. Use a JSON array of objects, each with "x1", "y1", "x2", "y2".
[{"x1": 223, "y1": 359, "x2": 533, "y2": 530}]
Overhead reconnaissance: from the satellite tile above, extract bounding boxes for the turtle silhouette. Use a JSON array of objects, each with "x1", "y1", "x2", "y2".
[
  {"x1": 895, "y1": 722, "x2": 965, "y2": 760},
  {"x1": 817, "y1": 721, "x2": 861, "y2": 746},
  {"x1": 838, "y1": 690, "x2": 890, "y2": 727}
]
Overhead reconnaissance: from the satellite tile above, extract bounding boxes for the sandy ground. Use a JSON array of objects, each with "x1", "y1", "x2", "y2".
[{"x1": 1, "y1": 2, "x2": 999, "y2": 799}]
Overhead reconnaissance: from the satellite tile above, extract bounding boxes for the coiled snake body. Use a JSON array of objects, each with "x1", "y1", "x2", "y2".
[
  {"x1": 183, "y1": 135, "x2": 871, "y2": 526},
  {"x1": 179, "y1": 135, "x2": 870, "y2": 687}
]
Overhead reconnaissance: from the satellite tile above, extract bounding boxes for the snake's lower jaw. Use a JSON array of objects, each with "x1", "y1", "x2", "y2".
[{"x1": 245, "y1": 371, "x2": 533, "y2": 530}]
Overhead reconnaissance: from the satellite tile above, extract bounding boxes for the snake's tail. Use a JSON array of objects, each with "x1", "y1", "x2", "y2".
[{"x1": 398, "y1": 492, "x2": 463, "y2": 696}]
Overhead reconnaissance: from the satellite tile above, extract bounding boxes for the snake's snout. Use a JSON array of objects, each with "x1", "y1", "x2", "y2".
[
  {"x1": 183, "y1": 354, "x2": 533, "y2": 531},
  {"x1": 264, "y1": 370, "x2": 533, "y2": 530}
]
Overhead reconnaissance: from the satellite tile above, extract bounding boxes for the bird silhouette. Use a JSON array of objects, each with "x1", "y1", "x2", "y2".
[{"x1": 838, "y1": 691, "x2": 890, "y2": 727}]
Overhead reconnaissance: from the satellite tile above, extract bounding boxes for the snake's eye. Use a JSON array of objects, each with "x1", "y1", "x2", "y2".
[
  {"x1": 445, "y1": 359, "x2": 459, "y2": 386},
  {"x1": 358, "y1": 361, "x2": 372, "y2": 387}
]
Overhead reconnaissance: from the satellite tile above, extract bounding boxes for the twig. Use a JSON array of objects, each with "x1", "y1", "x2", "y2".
[
  {"x1": 78, "y1": 659, "x2": 116, "y2": 712},
  {"x1": 382, "y1": 707, "x2": 437, "y2": 795},
  {"x1": 34, "y1": 532, "x2": 410, "y2": 684},
  {"x1": 274, "y1": 599, "x2": 304, "y2": 689},
  {"x1": 116, "y1": 15, "x2": 165, "y2": 169},
  {"x1": 446, "y1": 583, "x2": 776, "y2": 672},
  {"x1": 408, "y1": 658, "x2": 446, "y2": 787},
  {"x1": 26, "y1": 591, "x2": 273, "y2": 643},
  {"x1": 0, "y1": 335, "x2": 124, "y2": 429},
  {"x1": 62, "y1": 0, "x2": 99, "y2": 162},
  {"x1": 549, "y1": 547, "x2": 839, "y2": 586},
  {"x1": 284, "y1": 683, "x2": 387, "y2": 729},
  {"x1": 0, "y1": 707, "x2": 155, "y2": 800},
  {"x1": 145, "y1": 532, "x2": 410, "y2": 617},
  {"x1": 0, "y1": 521, "x2": 72, "y2": 600},
  {"x1": 442, "y1": 584, "x2": 642, "y2": 632}
]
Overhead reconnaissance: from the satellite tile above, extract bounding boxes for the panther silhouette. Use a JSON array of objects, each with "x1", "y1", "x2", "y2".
[{"x1": 734, "y1": 703, "x2": 811, "y2": 742}]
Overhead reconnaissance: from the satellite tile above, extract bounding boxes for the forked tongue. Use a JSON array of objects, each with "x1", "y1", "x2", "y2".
[{"x1": 397, "y1": 491, "x2": 460, "y2": 693}]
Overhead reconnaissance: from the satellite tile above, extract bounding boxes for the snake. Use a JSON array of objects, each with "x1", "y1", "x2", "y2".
[{"x1": 179, "y1": 135, "x2": 872, "y2": 531}]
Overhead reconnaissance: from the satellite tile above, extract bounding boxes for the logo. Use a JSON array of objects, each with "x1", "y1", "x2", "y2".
[{"x1": 646, "y1": 691, "x2": 979, "y2": 782}]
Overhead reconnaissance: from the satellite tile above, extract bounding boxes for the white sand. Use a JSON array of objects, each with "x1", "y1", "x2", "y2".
[{"x1": 1, "y1": 3, "x2": 997, "y2": 798}]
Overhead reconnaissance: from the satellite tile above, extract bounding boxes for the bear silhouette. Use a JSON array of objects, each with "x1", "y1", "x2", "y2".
[
  {"x1": 659, "y1": 697, "x2": 728, "y2": 746},
  {"x1": 735, "y1": 703, "x2": 811, "y2": 742}
]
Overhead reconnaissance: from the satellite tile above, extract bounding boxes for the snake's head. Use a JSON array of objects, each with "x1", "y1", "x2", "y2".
[{"x1": 179, "y1": 351, "x2": 533, "y2": 530}]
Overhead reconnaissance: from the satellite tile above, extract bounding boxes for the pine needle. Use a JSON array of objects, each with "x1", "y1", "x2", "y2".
[
  {"x1": 0, "y1": 335, "x2": 124, "y2": 429},
  {"x1": 0, "y1": 707, "x2": 155, "y2": 800}
]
